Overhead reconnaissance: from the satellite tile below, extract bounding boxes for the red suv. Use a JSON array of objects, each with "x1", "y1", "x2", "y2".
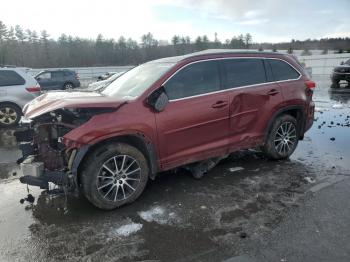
[{"x1": 16, "y1": 50, "x2": 315, "y2": 210}]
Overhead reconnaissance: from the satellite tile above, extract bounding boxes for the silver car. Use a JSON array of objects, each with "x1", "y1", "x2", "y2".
[{"x1": 0, "y1": 67, "x2": 41, "y2": 127}]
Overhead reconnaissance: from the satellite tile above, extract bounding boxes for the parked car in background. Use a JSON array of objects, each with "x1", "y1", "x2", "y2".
[
  {"x1": 331, "y1": 59, "x2": 350, "y2": 88},
  {"x1": 97, "y1": 72, "x2": 117, "y2": 81},
  {"x1": 0, "y1": 67, "x2": 41, "y2": 127},
  {"x1": 35, "y1": 69, "x2": 80, "y2": 90},
  {"x1": 87, "y1": 71, "x2": 125, "y2": 91},
  {"x1": 16, "y1": 50, "x2": 315, "y2": 210}
]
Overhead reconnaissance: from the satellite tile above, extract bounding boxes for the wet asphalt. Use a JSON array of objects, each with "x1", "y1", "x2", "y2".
[{"x1": 0, "y1": 76, "x2": 349, "y2": 262}]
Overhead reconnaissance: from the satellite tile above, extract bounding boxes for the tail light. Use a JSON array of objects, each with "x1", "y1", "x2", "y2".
[
  {"x1": 305, "y1": 80, "x2": 316, "y2": 90},
  {"x1": 26, "y1": 86, "x2": 41, "y2": 92}
]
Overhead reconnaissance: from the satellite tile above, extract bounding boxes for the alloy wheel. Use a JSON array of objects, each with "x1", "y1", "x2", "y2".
[
  {"x1": 0, "y1": 107, "x2": 18, "y2": 125},
  {"x1": 274, "y1": 121, "x2": 297, "y2": 155},
  {"x1": 96, "y1": 155, "x2": 141, "y2": 202}
]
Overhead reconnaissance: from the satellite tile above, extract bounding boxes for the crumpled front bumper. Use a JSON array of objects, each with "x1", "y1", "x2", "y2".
[{"x1": 14, "y1": 127, "x2": 79, "y2": 191}]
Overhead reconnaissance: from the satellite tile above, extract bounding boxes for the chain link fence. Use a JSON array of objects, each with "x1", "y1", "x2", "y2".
[{"x1": 298, "y1": 54, "x2": 350, "y2": 78}]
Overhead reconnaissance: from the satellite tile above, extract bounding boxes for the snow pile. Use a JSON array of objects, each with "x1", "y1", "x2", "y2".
[
  {"x1": 115, "y1": 223, "x2": 143, "y2": 237},
  {"x1": 228, "y1": 167, "x2": 244, "y2": 173},
  {"x1": 138, "y1": 206, "x2": 180, "y2": 225}
]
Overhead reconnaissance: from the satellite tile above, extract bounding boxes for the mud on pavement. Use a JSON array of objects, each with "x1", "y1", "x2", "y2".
[{"x1": 0, "y1": 77, "x2": 349, "y2": 262}]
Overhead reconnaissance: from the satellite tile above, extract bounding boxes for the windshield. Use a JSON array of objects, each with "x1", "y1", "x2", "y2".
[{"x1": 102, "y1": 62, "x2": 174, "y2": 98}]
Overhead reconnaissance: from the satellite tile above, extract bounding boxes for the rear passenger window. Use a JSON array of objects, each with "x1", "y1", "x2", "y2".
[
  {"x1": 268, "y1": 59, "x2": 300, "y2": 81},
  {"x1": 0, "y1": 70, "x2": 25, "y2": 86},
  {"x1": 164, "y1": 60, "x2": 220, "y2": 100},
  {"x1": 52, "y1": 72, "x2": 64, "y2": 79},
  {"x1": 222, "y1": 59, "x2": 266, "y2": 89}
]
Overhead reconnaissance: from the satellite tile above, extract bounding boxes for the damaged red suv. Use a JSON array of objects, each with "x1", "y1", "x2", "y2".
[{"x1": 15, "y1": 50, "x2": 315, "y2": 210}]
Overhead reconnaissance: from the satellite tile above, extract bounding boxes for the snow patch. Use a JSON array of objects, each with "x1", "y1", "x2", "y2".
[
  {"x1": 332, "y1": 104, "x2": 343, "y2": 109},
  {"x1": 304, "y1": 176, "x2": 315, "y2": 184},
  {"x1": 228, "y1": 167, "x2": 244, "y2": 173},
  {"x1": 138, "y1": 206, "x2": 180, "y2": 225},
  {"x1": 115, "y1": 223, "x2": 143, "y2": 237}
]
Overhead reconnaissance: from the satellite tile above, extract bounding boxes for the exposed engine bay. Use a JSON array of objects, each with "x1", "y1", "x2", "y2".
[{"x1": 15, "y1": 107, "x2": 114, "y2": 193}]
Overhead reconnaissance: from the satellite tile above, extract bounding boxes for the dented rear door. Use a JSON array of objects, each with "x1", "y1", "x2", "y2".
[{"x1": 221, "y1": 58, "x2": 283, "y2": 151}]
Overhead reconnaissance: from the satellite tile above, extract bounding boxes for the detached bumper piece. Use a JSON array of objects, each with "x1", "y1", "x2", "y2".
[
  {"x1": 19, "y1": 155, "x2": 72, "y2": 190},
  {"x1": 19, "y1": 170, "x2": 68, "y2": 190}
]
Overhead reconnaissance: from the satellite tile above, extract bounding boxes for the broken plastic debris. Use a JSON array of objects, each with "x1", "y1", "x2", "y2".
[
  {"x1": 228, "y1": 167, "x2": 244, "y2": 173},
  {"x1": 240, "y1": 232, "x2": 247, "y2": 238},
  {"x1": 115, "y1": 223, "x2": 143, "y2": 237},
  {"x1": 21, "y1": 194, "x2": 35, "y2": 204}
]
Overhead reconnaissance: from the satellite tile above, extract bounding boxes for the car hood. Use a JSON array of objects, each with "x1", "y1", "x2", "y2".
[{"x1": 23, "y1": 90, "x2": 129, "y2": 119}]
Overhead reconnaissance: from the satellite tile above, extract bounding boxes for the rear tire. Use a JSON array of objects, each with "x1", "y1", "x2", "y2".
[
  {"x1": 262, "y1": 114, "x2": 299, "y2": 160},
  {"x1": 0, "y1": 103, "x2": 22, "y2": 127},
  {"x1": 81, "y1": 143, "x2": 149, "y2": 210},
  {"x1": 63, "y1": 82, "x2": 74, "y2": 90}
]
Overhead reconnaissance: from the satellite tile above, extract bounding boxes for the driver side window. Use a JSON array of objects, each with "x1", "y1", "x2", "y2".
[{"x1": 164, "y1": 60, "x2": 220, "y2": 100}]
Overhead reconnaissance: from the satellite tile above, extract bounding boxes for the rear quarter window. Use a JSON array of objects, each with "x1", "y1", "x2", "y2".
[
  {"x1": 268, "y1": 59, "x2": 300, "y2": 81},
  {"x1": 0, "y1": 70, "x2": 25, "y2": 86},
  {"x1": 52, "y1": 71, "x2": 65, "y2": 79},
  {"x1": 64, "y1": 71, "x2": 74, "y2": 76}
]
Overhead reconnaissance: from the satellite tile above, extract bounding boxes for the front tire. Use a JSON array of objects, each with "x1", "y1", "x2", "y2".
[
  {"x1": 81, "y1": 143, "x2": 149, "y2": 210},
  {"x1": 263, "y1": 114, "x2": 299, "y2": 160}
]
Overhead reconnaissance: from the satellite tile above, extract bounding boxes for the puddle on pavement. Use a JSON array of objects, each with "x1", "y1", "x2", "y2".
[{"x1": 0, "y1": 152, "x2": 316, "y2": 262}]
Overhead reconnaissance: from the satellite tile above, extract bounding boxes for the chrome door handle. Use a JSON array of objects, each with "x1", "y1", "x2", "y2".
[
  {"x1": 212, "y1": 101, "x2": 228, "y2": 108},
  {"x1": 267, "y1": 89, "x2": 279, "y2": 96}
]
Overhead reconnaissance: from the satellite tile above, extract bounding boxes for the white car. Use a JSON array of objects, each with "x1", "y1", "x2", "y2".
[
  {"x1": 0, "y1": 67, "x2": 41, "y2": 127},
  {"x1": 88, "y1": 72, "x2": 125, "y2": 91}
]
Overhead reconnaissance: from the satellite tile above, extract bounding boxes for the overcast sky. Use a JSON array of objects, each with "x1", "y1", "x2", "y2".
[{"x1": 1, "y1": 0, "x2": 349, "y2": 43}]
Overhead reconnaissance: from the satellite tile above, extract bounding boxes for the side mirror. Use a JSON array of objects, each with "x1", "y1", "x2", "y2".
[
  {"x1": 340, "y1": 61, "x2": 344, "y2": 65},
  {"x1": 147, "y1": 87, "x2": 169, "y2": 112}
]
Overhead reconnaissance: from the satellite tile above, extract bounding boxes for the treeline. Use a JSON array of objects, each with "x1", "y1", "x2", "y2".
[{"x1": 0, "y1": 21, "x2": 349, "y2": 68}]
